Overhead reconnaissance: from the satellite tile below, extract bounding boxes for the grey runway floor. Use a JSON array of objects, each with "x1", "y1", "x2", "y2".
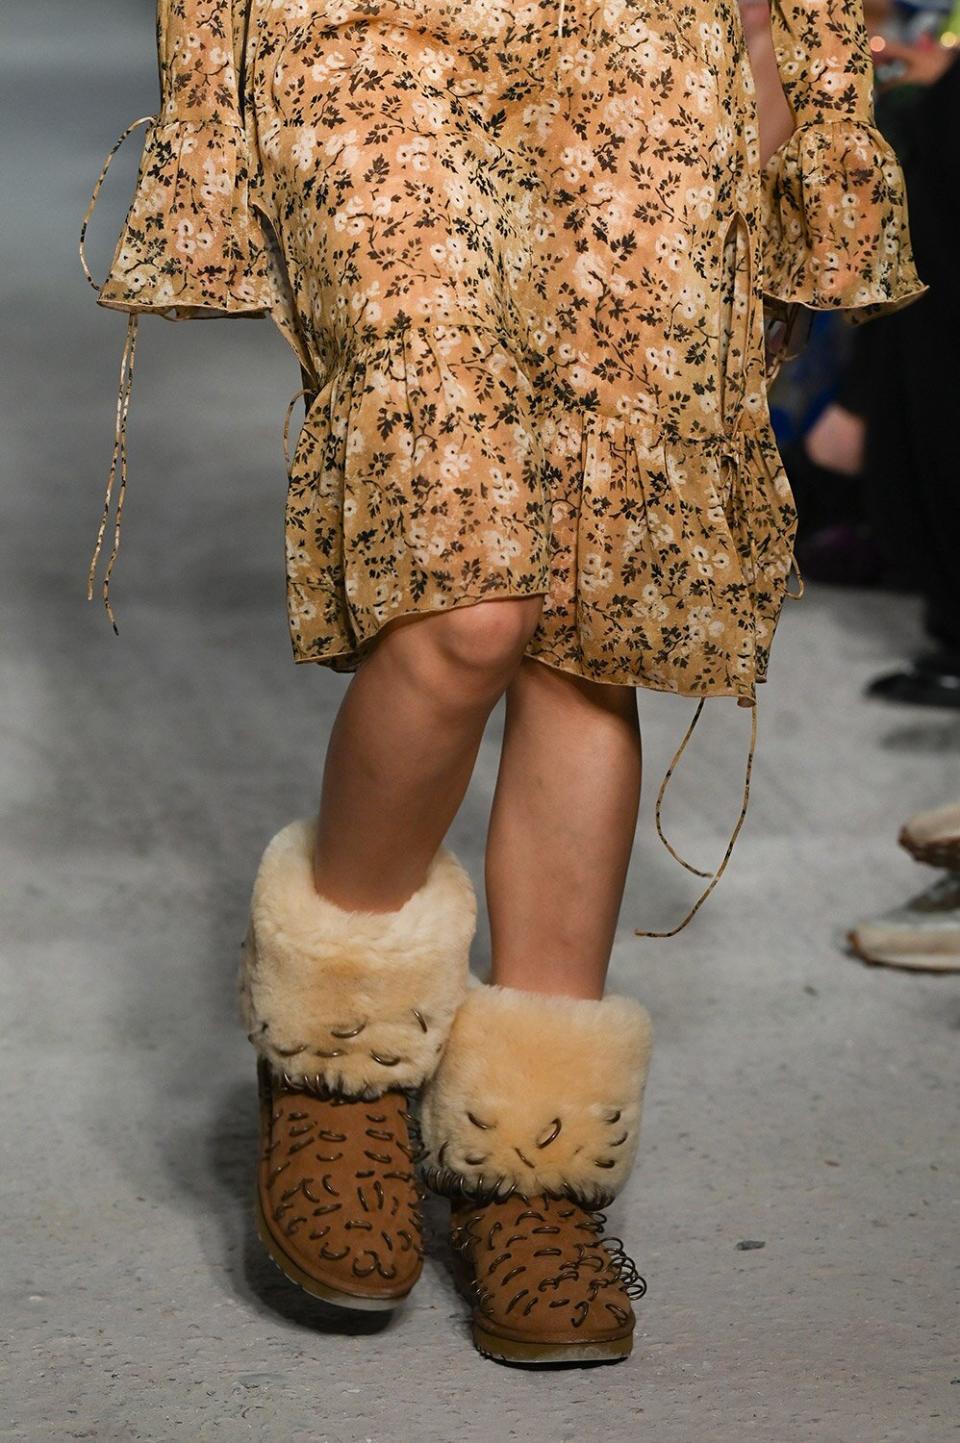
[{"x1": 2, "y1": 4, "x2": 958, "y2": 1440}]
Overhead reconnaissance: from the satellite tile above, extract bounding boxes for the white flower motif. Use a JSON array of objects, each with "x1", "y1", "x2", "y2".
[
  {"x1": 580, "y1": 552, "x2": 613, "y2": 592},
  {"x1": 175, "y1": 219, "x2": 196, "y2": 255},
  {"x1": 396, "y1": 136, "x2": 432, "y2": 171}
]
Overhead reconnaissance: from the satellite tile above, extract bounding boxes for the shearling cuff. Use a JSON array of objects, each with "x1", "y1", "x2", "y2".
[
  {"x1": 238, "y1": 818, "x2": 476, "y2": 1097},
  {"x1": 419, "y1": 984, "x2": 653, "y2": 1207}
]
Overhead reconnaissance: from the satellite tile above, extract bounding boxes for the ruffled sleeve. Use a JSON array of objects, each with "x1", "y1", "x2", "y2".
[
  {"x1": 759, "y1": 0, "x2": 930, "y2": 321},
  {"x1": 95, "y1": 0, "x2": 277, "y2": 320},
  {"x1": 96, "y1": 117, "x2": 276, "y2": 319}
]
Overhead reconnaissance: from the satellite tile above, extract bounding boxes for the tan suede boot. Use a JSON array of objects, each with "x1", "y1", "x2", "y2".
[
  {"x1": 419, "y1": 983, "x2": 653, "y2": 1363},
  {"x1": 239, "y1": 818, "x2": 476, "y2": 1310}
]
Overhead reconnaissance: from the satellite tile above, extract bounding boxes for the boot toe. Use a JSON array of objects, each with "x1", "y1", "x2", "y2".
[
  {"x1": 257, "y1": 1071, "x2": 424, "y2": 1308},
  {"x1": 451, "y1": 1194, "x2": 640, "y2": 1365}
]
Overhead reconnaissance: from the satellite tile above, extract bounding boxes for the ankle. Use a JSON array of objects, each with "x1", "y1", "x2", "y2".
[
  {"x1": 310, "y1": 859, "x2": 430, "y2": 914},
  {"x1": 488, "y1": 966, "x2": 606, "y2": 1003}
]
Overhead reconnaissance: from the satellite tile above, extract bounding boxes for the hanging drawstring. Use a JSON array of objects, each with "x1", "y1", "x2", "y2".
[
  {"x1": 638, "y1": 219, "x2": 798, "y2": 937},
  {"x1": 652, "y1": 698, "x2": 711, "y2": 879},
  {"x1": 86, "y1": 313, "x2": 139, "y2": 634},
  {"x1": 786, "y1": 550, "x2": 805, "y2": 600},
  {"x1": 79, "y1": 115, "x2": 156, "y2": 292},
  {"x1": 635, "y1": 699, "x2": 759, "y2": 939},
  {"x1": 642, "y1": 424, "x2": 801, "y2": 930},
  {"x1": 80, "y1": 114, "x2": 156, "y2": 633},
  {"x1": 282, "y1": 387, "x2": 310, "y2": 471}
]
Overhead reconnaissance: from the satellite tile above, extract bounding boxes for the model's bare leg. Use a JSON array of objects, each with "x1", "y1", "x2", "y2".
[
  {"x1": 486, "y1": 658, "x2": 643, "y2": 1000},
  {"x1": 312, "y1": 596, "x2": 544, "y2": 911}
]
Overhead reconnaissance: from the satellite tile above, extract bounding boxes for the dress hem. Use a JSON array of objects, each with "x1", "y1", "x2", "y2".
[{"x1": 288, "y1": 589, "x2": 761, "y2": 703}]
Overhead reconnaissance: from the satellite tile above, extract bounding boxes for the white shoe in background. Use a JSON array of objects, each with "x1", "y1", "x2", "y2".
[
  {"x1": 849, "y1": 874, "x2": 960, "y2": 973},
  {"x1": 899, "y1": 800, "x2": 960, "y2": 871}
]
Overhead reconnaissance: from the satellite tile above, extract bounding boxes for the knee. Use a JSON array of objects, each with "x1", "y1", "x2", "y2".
[
  {"x1": 395, "y1": 597, "x2": 543, "y2": 705},
  {"x1": 433, "y1": 597, "x2": 543, "y2": 678}
]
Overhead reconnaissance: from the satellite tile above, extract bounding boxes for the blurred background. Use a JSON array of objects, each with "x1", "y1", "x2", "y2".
[{"x1": 2, "y1": 2, "x2": 958, "y2": 1439}]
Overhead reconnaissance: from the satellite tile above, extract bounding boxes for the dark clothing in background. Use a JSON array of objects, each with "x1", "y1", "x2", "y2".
[{"x1": 860, "y1": 55, "x2": 960, "y2": 649}]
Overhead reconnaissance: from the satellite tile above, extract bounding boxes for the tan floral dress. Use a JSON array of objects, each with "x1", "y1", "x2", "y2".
[{"x1": 92, "y1": 0, "x2": 927, "y2": 703}]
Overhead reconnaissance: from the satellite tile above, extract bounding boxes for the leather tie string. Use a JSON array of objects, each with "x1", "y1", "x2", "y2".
[
  {"x1": 635, "y1": 697, "x2": 759, "y2": 939},
  {"x1": 79, "y1": 114, "x2": 157, "y2": 633}
]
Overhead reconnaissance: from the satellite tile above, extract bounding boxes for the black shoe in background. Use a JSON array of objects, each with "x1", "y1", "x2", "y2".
[{"x1": 866, "y1": 652, "x2": 960, "y2": 708}]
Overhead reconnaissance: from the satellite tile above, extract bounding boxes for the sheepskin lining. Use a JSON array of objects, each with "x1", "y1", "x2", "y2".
[
  {"x1": 419, "y1": 983, "x2": 653, "y2": 1206},
  {"x1": 238, "y1": 818, "x2": 476, "y2": 1097}
]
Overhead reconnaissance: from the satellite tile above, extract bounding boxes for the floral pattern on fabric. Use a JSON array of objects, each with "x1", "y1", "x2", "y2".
[
  {"x1": 94, "y1": 0, "x2": 928, "y2": 699},
  {"x1": 759, "y1": 119, "x2": 926, "y2": 321},
  {"x1": 97, "y1": 119, "x2": 279, "y2": 317},
  {"x1": 284, "y1": 324, "x2": 550, "y2": 662},
  {"x1": 757, "y1": 0, "x2": 927, "y2": 321},
  {"x1": 97, "y1": 0, "x2": 279, "y2": 317}
]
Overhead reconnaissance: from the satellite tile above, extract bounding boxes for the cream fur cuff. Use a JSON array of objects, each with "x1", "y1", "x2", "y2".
[
  {"x1": 238, "y1": 818, "x2": 476, "y2": 1097},
  {"x1": 419, "y1": 984, "x2": 653, "y2": 1206}
]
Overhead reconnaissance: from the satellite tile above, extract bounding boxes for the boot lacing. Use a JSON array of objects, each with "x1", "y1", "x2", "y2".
[{"x1": 450, "y1": 1201, "x2": 648, "y2": 1311}]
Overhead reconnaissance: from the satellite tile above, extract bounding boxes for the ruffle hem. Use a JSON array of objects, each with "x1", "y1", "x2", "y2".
[{"x1": 760, "y1": 118, "x2": 930, "y2": 324}]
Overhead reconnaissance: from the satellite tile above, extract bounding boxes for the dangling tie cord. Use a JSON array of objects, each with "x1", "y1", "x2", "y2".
[
  {"x1": 635, "y1": 698, "x2": 759, "y2": 939},
  {"x1": 786, "y1": 551, "x2": 805, "y2": 601},
  {"x1": 653, "y1": 698, "x2": 711, "y2": 879},
  {"x1": 79, "y1": 114, "x2": 157, "y2": 634},
  {"x1": 83, "y1": 313, "x2": 139, "y2": 635},
  {"x1": 637, "y1": 291, "x2": 809, "y2": 929},
  {"x1": 282, "y1": 388, "x2": 311, "y2": 472}
]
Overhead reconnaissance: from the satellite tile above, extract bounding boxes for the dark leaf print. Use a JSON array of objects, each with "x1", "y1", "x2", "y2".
[{"x1": 92, "y1": 0, "x2": 925, "y2": 694}]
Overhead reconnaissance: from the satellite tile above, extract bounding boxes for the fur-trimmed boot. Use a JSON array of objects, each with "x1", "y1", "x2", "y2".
[
  {"x1": 238, "y1": 818, "x2": 476, "y2": 1310},
  {"x1": 419, "y1": 983, "x2": 653, "y2": 1364}
]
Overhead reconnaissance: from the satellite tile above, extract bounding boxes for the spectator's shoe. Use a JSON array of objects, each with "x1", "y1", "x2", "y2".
[
  {"x1": 866, "y1": 654, "x2": 960, "y2": 709},
  {"x1": 898, "y1": 800, "x2": 960, "y2": 871},
  {"x1": 239, "y1": 818, "x2": 476, "y2": 1309},
  {"x1": 419, "y1": 984, "x2": 653, "y2": 1364},
  {"x1": 848, "y1": 874, "x2": 960, "y2": 973}
]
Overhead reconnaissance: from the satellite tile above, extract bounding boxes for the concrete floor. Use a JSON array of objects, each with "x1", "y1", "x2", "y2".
[{"x1": 2, "y1": 3, "x2": 958, "y2": 1439}]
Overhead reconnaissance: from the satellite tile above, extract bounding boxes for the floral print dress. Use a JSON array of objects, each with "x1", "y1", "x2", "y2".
[{"x1": 92, "y1": 0, "x2": 927, "y2": 702}]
